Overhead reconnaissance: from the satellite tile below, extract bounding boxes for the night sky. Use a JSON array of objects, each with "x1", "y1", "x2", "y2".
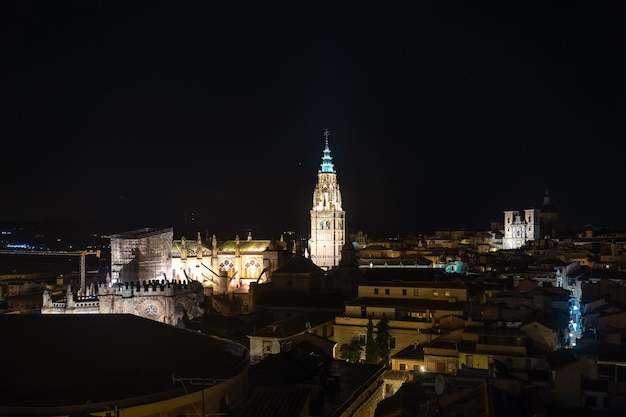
[{"x1": 2, "y1": 1, "x2": 625, "y2": 239}]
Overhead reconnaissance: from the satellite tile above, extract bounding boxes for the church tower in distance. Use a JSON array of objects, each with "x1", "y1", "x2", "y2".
[{"x1": 309, "y1": 129, "x2": 345, "y2": 270}]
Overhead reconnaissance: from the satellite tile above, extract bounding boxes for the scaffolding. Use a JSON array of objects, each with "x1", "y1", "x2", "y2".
[{"x1": 110, "y1": 227, "x2": 173, "y2": 284}]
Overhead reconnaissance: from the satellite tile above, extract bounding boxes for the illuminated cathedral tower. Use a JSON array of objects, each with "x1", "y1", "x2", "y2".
[{"x1": 309, "y1": 129, "x2": 345, "y2": 270}]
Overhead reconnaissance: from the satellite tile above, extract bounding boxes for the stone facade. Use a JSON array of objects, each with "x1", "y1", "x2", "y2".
[
  {"x1": 309, "y1": 129, "x2": 345, "y2": 269},
  {"x1": 42, "y1": 279, "x2": 204, "y2": 326},
  {"x1": 502, "y1": 208, "x2": 541, "y2": 249}
]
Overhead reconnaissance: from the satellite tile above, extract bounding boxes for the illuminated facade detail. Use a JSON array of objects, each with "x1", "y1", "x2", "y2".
[
  {"x1": 502, "y1": 209, "x2": 540, "y2": 250},
  {"x1": 220, "y1": 259, "x2": 236, "y2": 276},
  {"x1": 109, "y1": 227, "x2": 174, "y2": 284},
  {"x1": 145, "y1": 303, "x2": 159, "y2": 316},
  {"x1": 243, "y1": 258, "x2": 262, "y2": 279},
  {"x1": 41, "y1": 227, "x2": 204, "y2": 325},
  {"x1": 309, "y1": 129, "x2": 345, "y2": 270},
  {"x1": 42, "y1": 228, "x2": 289, "y2": 322},
  {"x1": 170, "y1": 233, "x2": 287, "y2": 294},
  {"x1": 41, "y1": 280, "x2": 204, "y2": 326}
]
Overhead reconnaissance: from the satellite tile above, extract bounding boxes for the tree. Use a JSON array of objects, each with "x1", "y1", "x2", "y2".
[
  {"x1": 375, "y1": 316, "x2": 391, "y2": 365},
  {"x1": 365, "y1": 318, "x2": 380, "y2": 364},
  {"x1": 339, "y1": 338, "x2": 363, "y2": 363}
]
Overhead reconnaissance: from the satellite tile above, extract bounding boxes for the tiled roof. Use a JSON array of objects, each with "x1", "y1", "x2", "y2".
[
  {"x1": 171, "y1": 239, "x2": 288, "y2": 255},
  {"x1": 346, "y1": 297, "x2": 467, "y2": 312},
  {"x1": 362, "y1": 268, "x2": 451, "y2": 282},
  {"x1": 236, "y1": 385, "x2": 311, "y2": 417},
  {"x1": 254, "y1": 290, "x2": 345, "y2": 309},
  {"x1": 545, "y1": 349, "x2": 579, "y2": 369},
  {"x1": 249, "y1": 310, "x2": 337, "y2": 338},
  {"x1": 392, "y1": 344, "x2": 424, "y2": 360},
  {"x1": 244, "y1": 341, "x2": 386, "y2": 417},
  {"x1": 520, "y1": 310, "x2": 569, "y2": 330},
  {"x1": 273, "y1": 255, "x2": 325, "y2": 274},
  {"x1": 359, "y1": 280, "x2": 468, "y2": 289}
]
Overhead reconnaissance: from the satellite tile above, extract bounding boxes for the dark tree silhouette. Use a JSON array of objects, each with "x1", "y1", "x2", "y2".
[{"x1": 365, "y1": 318, "x2": 380, "y2": 364}]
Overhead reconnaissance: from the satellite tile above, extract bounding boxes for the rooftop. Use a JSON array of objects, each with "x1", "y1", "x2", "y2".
[{"x1": 0, "y1": 314, "x2": 249, "y2": 412}]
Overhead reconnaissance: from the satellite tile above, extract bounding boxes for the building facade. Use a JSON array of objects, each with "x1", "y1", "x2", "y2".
[
  {"x1": 332, "y1": 281, "x2": 469, "y2": 361},
  {"x1": 309, "y1": 129, "x2": 345, "y2": 270},
  {"x1": 42, "y1": 280, "x2": 204, "y2": 326},
  {"x1": 42, "y1": 227, "x2": 206, "y2": 326},
  {"x1": 170, "y1": 231, "x2": 288, "y2": 295},
  {"x1": 502, "y1": 208, "x2": 541, "y2": 249},
  {"x1": 109, "y1": 227, "x2": 174, "y2": 284},
  {"x1": 42, "y1": 228, "x2": 291, "y2": 323}
]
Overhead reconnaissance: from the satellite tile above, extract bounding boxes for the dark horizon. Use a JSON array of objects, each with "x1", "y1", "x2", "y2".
[{"x1": 2, "y1": 2, "x2": 625, "y2": 236}]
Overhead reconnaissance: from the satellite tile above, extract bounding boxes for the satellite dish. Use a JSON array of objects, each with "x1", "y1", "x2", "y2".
[{"x1": 434, "y1": 374, "x2": 445, "y2": 396}]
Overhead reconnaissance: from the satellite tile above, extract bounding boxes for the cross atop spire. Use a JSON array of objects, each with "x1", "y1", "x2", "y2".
[{"x1": 320, "y1": 129, "x2": 335, "y2": 173}]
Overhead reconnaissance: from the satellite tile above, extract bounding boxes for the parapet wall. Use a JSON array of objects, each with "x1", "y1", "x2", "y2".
[{"x1": 97, "y1": 279, "x2": 199, "y2": 298}]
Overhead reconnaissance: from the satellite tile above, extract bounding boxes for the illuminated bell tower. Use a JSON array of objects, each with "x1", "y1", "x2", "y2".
[{"x1": 309, "y1": 129, "x2": 345, "y2": 270}]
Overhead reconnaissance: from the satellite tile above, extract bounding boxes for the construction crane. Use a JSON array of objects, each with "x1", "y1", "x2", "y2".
[
  {"x1": 0, "y1": 248, "x2": 102, "y2": 296},
  {"x1": 78, "y1": 250, "x2": 101, "y2": 297}
]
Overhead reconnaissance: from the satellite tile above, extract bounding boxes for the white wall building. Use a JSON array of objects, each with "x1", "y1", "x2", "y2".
[{"x1": 502, "y1": 209, "x2": 540, "y2": 249}]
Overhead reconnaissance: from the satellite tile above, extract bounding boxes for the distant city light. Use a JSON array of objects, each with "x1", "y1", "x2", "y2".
[{"x1": 6, "y1": 243, "x2": 35, "y2": 249}]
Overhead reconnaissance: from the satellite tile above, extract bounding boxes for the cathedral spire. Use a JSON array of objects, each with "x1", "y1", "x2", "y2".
[
  {"x1": 320, "y1": 129, "x2": 335, "y2": 173},
  {"x1": 310, "y1": 128, "x2": 345, "y2": 270}
]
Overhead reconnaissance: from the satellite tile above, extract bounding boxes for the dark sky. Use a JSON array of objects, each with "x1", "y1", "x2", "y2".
[{"x1": 1, "y1": 1, "x2": 625, "y2": 239}]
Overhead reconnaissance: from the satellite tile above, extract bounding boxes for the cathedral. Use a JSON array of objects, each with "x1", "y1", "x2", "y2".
[
  {"x1": 41, "y1": 130, "x2": 346, "y2": 322},
  {"x1": 308, "y1": 129, "x2": 346, "y2": 270},
  {"x1": 41, "y1": 228, "x2": 291, "y2": 323},
  {"x1": 169, "y1": 231, "x2": 289, "y2": 294}
]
